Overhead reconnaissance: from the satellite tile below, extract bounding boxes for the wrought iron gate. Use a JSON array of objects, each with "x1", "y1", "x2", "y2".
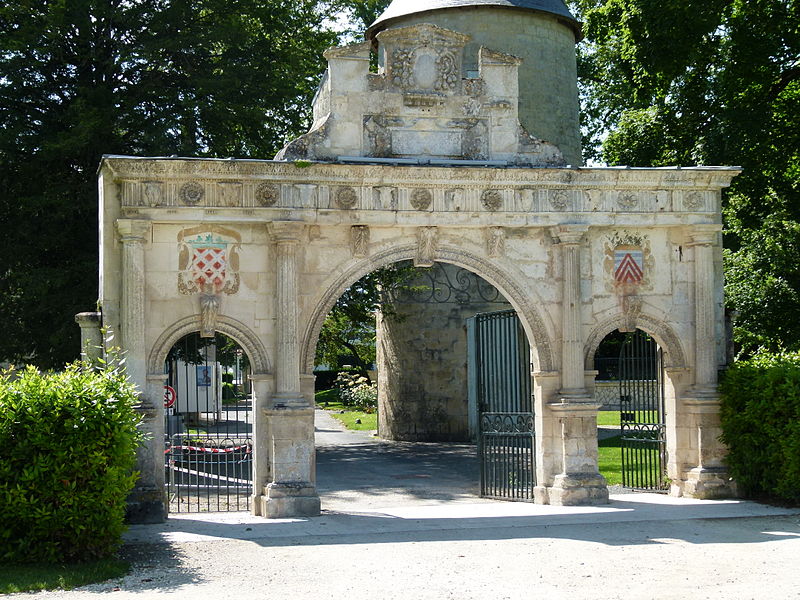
[
  {"x1": 619, "y1": 330, "x2": 667, "y2": 490},
  {"x1": 474, "y1": 310, "x2": 536, "y2": 500},
  {"x1": 164, "y1": 333, "x2": 253, "y2": 512}
]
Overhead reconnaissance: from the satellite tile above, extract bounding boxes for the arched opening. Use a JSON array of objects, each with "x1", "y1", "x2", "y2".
[
  {"x1": 310, "y1": 258, "x2": 538, "y2": 508},
  {"x1": 163, "y1": 332, "x2": 254, "y2": 513},
  {"x1": 592, "y1": 328, "x2": 668, "y2": 492}
]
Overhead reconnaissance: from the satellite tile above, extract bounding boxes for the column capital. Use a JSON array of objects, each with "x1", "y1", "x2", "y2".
[
  {"x1": 551, "y1": 224, "x2": 590, "y2": 245},
  {"x1": 116, "y1": 219, "x2": 151, "y2": 242},
  {"x1": 268, "y1": 221, "x2": 305, "y2": 243},
  {"x1": 74, "y1": 311, "x2": 101, "y2": 329},
  {"x1": 687, "y1": 224, "x2": 722, "y2": 246}
]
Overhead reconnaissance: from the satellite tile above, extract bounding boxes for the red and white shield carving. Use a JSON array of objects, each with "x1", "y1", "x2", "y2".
[
  {"x1": 614, "y1": 246, "x2": 644, "y2": 285},
  {"x1": 191, "y1": 246, "x2": 227, "y2": 292}
]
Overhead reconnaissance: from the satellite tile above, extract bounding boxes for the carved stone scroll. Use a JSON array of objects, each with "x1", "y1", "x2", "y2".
[
  {"x1": 486, "y1": 227, "x2": 506, "y2": 258},
  {"x1": 351, "y1": 225, "x2": 370, "y2": 258},
  {"x1": 199, "y1": 283, "x2": 221, "y2": 338},
  {"x1": 415, "y1": 226, "x2": 439, "y2": 267}
]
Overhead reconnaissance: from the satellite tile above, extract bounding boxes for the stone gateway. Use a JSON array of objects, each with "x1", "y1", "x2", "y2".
[{"x1": 83, "y1": 0, "x2": 739, "y2": 522}]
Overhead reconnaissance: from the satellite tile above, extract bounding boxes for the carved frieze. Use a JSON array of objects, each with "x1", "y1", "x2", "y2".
[
  {"x1": 373, "y1": 186, "x2": 397, "y2": 210},
  {"x1": 684, "y1": 191, "x2": 705, "y2": 210},
  {"x1": 549, "y1": 190, "x2": 569, "y2": 210},
  {"x1": 143, "y1": 181, "x2": 162, "y2": 207},
  {"x1": 617, "y1": 192, "x2": 639, "y2": 209}
]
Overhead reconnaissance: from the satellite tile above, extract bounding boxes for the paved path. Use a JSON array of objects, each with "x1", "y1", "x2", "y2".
[{"x1": 25, "y1": 409, "x2": 800, "y2": 599}]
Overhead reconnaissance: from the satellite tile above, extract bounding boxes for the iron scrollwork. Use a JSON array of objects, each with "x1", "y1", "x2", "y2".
[{"x1": 389, "y1": 263, "x2": 502, "y2": 305}]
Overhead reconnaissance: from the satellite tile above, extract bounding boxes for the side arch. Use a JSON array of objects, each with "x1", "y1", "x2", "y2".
[
  {"x1": 299, "y1": 242, "x2": 556, "y2": 374},
  {"x1": 147, "y1": 314, "x2": 271, "y2": 375},
  {"x1": 583, "y1": 313, "x2": 688, "y2": 370}
]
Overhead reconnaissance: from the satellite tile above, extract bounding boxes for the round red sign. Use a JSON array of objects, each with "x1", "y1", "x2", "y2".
[{"x1": 163, "y1": 385, "x2": 176, "y2": 408}]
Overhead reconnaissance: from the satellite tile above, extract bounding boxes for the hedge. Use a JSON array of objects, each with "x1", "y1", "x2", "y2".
[
  {"x1": 719, "y1": 352, "x2": 800, "y2": 505},
  {"x1": 0, "y1": 361, "x2": 143, "y2": 563}
]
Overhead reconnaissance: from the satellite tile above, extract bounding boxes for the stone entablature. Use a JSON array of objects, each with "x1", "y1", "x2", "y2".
[{"x1": 106, "y1": 157, "x2": 735, "y2": 220}]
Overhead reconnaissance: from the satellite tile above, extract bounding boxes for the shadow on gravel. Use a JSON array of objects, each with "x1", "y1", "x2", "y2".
[
  {"x1": 114, "y1": 542, "x2": 204, "y2": 593},
  {"x1": 316, "y1": 441, "x2": 480, "y2": 501},
  {"x1": 151, "y1": 509, "x2": 800, "y2": 551}
]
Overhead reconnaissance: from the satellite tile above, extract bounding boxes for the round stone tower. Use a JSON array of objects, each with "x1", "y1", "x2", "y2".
[{"x1": 367, "y1": 0, "x2": 583, "y2": 166}]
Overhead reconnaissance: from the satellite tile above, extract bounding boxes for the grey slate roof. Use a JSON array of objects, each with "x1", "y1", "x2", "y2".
[{"x1": 367, "y1": 0, "x2": 581, "y2": 39}]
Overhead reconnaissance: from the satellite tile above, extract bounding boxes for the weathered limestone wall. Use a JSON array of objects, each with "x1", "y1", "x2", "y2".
[
  {"x1": 370, "y1": 8, "x2": 582, "y2": 165},
  {"x1": 376, "y1": 263, "x2": 511, "y2": 441}
]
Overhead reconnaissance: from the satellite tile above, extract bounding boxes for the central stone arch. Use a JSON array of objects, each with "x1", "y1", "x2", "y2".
[{"x1": 300, "y1": 242, "x2": 556, "y2": 377}]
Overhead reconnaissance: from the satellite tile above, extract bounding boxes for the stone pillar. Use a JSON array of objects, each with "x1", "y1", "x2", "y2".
[
  {"x1": 547, "y1": 225, "x2": 608, "y2": 505},
  {"x1": 249, "y1": 373, "x2": 274, "y2": 516},
  {"x1": 683, "y1": 225, "x2": 733, "y2": 498},
  {"x1": 260, "y1": 222, "x2": 320, "y2": 518},
  {"x1": 115, "y1": 219, "x2": 164, "y2": 522},
  {"x1": 74, "y1": 311, "x2": 103, "y2": 365}
]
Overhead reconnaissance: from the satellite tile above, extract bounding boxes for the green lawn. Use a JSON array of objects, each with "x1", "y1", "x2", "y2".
[
  {"x1": 315, "y1": 390, "x2": 377, "y2": 431},
  {"x1": 0, "y1": 559, "x2": 129, "y2": 594},
  {"x1": 597, "y1": 410, "x2": 620, "y2": 427},
  {"x1": 598, "y1": 434, "x2": 623, "y2": 486}
]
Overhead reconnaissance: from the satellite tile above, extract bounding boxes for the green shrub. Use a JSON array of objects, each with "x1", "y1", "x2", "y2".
[
  {"x1": 334, "y1": 372, "x2": 377, "y2": 413},
  {"x1": 0, "y1": 361, "x2": 143, "y2": 563},
  {"x1": 719, "y1": 351, "x2": 800, "y2": 505}
]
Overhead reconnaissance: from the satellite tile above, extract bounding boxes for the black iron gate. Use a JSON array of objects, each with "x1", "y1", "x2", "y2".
[
  {"x1": 164, "y1": 333, "x2": 253, "y2": 513},
  {"x1": 619, "y1": 330, "x2": 667, "y2": 490},
  {"x1": 474, "y1": 310, "x2": 535, "y2": 500}
]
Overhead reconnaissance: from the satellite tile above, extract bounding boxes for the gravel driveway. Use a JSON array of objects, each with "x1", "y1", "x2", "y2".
[{"x1": 21, "y1": 410, "x2": 800, "y2": 600}]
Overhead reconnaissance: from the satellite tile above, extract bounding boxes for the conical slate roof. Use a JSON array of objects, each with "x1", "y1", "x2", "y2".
[{"x1": 367, "y1": 0, "x2": 581, "y2": 40}]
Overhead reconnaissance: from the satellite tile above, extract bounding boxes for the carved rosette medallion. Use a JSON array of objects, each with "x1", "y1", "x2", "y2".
[
  {"x1": 617, "y1": 192, "x2": 639, "y2": 209},
  {"x1": 481, "y1": 189, "x2": 503, "y2": 212},
  {"x1": 179, "y1": 182, "x2": 205, "y2": 205},
  {"x1": 255, "y1": 182, "x2": 280, "y2": 207},
  {"x1": 410, "y1": 188, "x2": 433, "y2": 210},
  {"x1": 335, "y1": 186, "x2": 358, "y2": 209},
  {"x1": 684, "y1": 191, "x2": 704, "y2": 210},
  {"x1": 549, "y1": 190, "x2": 569, "y2": 210}
]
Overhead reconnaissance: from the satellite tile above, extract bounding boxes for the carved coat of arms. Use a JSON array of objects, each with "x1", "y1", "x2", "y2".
[
  {"x1": 178, "y1": 226, "x2": 241, "y2": 296},
  {"x1": 604, "y1": 232, "x2": 654, "y2": 293}
]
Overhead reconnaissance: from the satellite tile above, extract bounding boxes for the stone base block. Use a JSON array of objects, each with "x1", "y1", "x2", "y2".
[
  {"x1": 533, "y1": 485, "x2": 550, "y2": 504},
  {"x1": 259, "y1": 482, "x2": 321, "y2": 518},
  {"x1": 683, "y1": 467, "x2": 736, "y2": 500},
  {"x1": 125, "y1": 487, "x2": 166, "y2": 524},
  {"x1": 548, "y1": 473, "x2": 609, "y2": 506}
]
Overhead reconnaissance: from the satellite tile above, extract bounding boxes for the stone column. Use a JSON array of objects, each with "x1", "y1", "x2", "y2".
[
  {"x1": 547, "y1": 225, "x2": 608, "y2": 506},
  {"x1": 683, "y1": 225, "x2": 733, "y2": 498},
  {"x1": 74, "y1": 311, "x2": 103, "y2": 365},
  {"x1": 116, "y1": 219, "x2": 150, "y2": 389},
  {"x1": 259, "y1": 222, "x2": 320, "y2": 518},
  {"x1": 115, "y1": 219, "x2": 164, "y2": 522}
]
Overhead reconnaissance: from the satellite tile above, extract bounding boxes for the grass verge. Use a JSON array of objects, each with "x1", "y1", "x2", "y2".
[
  {"x1": 315, "y1": 390, "x2": 377, "y2": 431},
  {"x1": 0, "y1": 559, "x2": 129, "y2": 594},
  {"x1": 597, "y1": 410, "x2": 620, "y2": 427}
]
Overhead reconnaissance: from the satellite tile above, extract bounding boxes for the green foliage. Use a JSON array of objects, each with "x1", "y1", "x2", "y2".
[
  {"x1": 571, "y1": 0, "x2": 800, "y2": 353},
  {"x1": 719, "y1": 352, "x2": 800, "y2": 505},
  {"x1": 333, "y1": 0, "x2": 391, "y2": 39},
  {"x1": 334, "y1": 371, "x2": 378, "y2": 413},
  {"x1": 315, "y1": 264, "x2": 416, "y2": 370},
  {"x1": 0, "y1": 361, "x2": 143, "y2": 563},
  {"x1": 0, "y1": 0, "x2": 339, "y2": 368}
]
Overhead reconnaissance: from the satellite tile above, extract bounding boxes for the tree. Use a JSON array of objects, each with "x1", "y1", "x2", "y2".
[
  {"x1": 571, "y1": 0, "x2": 800, "y2": 354},
  {"x1": 0, "y1": 0, "x2": 338, "y2": 368},
  {"x1": 332, "y1": 0, "x2": 390, "y2": 39}
]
